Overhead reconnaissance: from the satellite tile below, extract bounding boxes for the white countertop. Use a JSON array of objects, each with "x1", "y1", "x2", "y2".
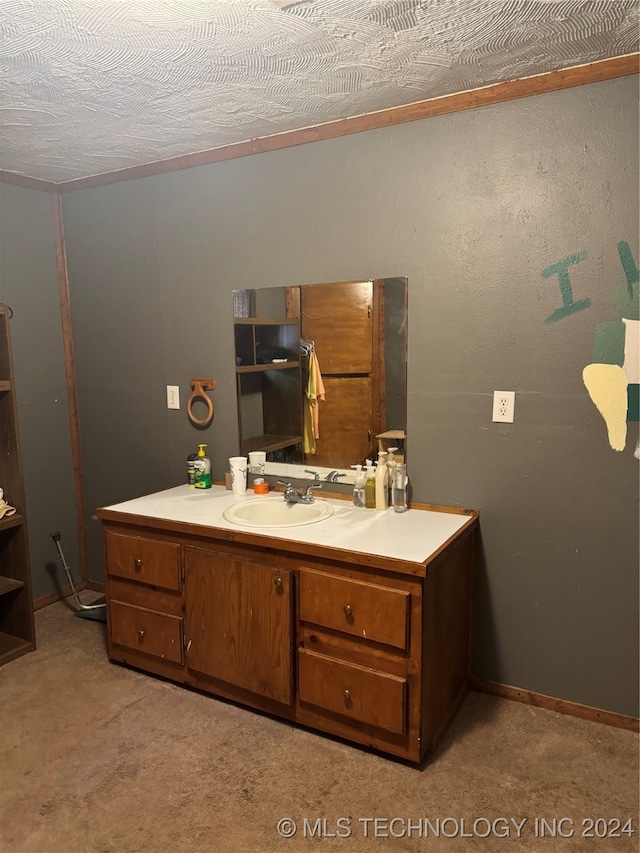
[{"x1": 101, "y1": 485, "x2": 473, "y2": 567}]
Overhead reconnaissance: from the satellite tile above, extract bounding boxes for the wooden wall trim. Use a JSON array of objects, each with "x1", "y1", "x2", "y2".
[
  {"x1": 34, "y1": 580, "x2": 104, "y2": 610},
  {"x1": 52, "y1": 192, "x2": 90, "y2": 581},
  {"x1": 34, "y1": 579, "x2": 88, "y2": 611},
  {"x1": 53, "y1": 54, "x2": 638, "y2": 193},
  {"x1": 471, "y1": 677, "x2": 640, "y2": 733},
  {"x1": 0, "y1": 171, "x2": 57, "y2": 192}
]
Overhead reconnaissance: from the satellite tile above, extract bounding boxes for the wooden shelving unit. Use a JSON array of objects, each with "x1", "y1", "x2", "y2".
[
  {"x1": 0, "y1": 304, "x2": 35, "y2": 666},
  {"x1": 234, "y1": 317, "x2": 303, "y2": 460}
]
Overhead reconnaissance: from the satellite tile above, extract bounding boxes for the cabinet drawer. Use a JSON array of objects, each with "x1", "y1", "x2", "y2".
[
  {"x1": 110, "y1": 600, "x2": 183, "y2": 664},
  {"x1": 299, "y1": 569, "x2": 409, "y2": 650},
  {"x1": 106, "y1": 531, "x2": 181, "y2": 591},
  {"x1": 298, "y1": 648, "x2": 406, "y2": 734}
]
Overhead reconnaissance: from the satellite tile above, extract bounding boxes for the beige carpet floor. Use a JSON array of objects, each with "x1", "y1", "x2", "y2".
[{"x1": 0, "y1": 599, "x2": 637, "y2": 853}]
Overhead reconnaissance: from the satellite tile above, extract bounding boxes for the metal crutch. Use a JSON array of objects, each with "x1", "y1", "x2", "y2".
[{"x1": 50, "y1": 531, "x2": 106, "y2": 622}]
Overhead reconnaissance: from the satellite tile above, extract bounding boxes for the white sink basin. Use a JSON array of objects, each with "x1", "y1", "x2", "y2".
[{"x1": 222, "y1": 496, "x2": 335, "y2": 529}]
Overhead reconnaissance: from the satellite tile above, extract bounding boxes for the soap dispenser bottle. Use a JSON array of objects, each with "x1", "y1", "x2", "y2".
[
  {"x1": 194, "y1": 443, "x2": 212, "y2": 489},
  {"x1": 364, "y1": 461, "x2": 376, "y2": 509},
  {"x1": 375, "y1": 452, "x2": 388, "y2": 510},
  {"x1": 351, "y1": 464, "x2": 365, "y2": 508}
]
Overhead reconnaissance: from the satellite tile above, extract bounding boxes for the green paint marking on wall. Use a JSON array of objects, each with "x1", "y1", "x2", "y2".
[
  {"x1": 627, "y1": 384, "x2": 639, "y2": 422},
  {"x1": 593, "y1": 322, "x2": 625, "y2": 365},
  {"x1": 542, "y1": 252, "x2": 591, "y2": 323},
  {"x1": 613, "y1": 279, "x2": 639, "y2": 321},
  {"x1": 618, "y1": 241, "x2": 639, "y2": 298}
]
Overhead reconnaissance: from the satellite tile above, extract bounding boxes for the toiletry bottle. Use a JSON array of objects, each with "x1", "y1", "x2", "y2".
[
  {"x1": 392, "y1": 463, "x2": 408, "y2": 512},
  {"x1": 194, "y1": 443, "x2": 212, "y2": 489},
  {"x1": 375, "y1": 452, "x2": 388, "y2": 510},
  {"x1": 187, "y1": 453, "x2": 197, "y2": 487},
  {"x1": 385, "y1": 447, "x2": 398, "y2": 503},
  {"x1": 364, "y1": 462, "x2": 376, "y2": 509},
  {"x1": 351, "y1": 464, "x2": 365, "y2": 507}
]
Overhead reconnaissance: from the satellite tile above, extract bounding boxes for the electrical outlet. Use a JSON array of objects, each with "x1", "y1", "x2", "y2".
[
  {"x1": 492, "y1": 390, "x2": 515, "y2": 423},
  {"x1": 166, "y1": 385, "x2": 180, "y2": 410}
]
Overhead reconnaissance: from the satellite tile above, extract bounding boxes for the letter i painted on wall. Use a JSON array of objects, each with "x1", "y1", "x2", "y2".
[{"x1": 542, "y1": 252, "x2": 591, "y2": 323}]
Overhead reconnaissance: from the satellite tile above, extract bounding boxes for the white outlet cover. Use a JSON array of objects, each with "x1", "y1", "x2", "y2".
[{"x1": 492, "y1": 390, "x2": 515, "y2": 423}]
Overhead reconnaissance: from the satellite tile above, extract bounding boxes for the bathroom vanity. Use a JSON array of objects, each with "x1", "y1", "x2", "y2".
[{"x1": 96, "y1": 485, "x2": 478, "y2": 764}]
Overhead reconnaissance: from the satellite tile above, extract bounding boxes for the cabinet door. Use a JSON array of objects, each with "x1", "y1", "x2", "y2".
[
  {"x1": 300, "y1": 281, "x2": 373, "y2": 374},
  {"x1": 309, "y1": 376, "x2": 373, "y2": 467},
  {"x1": 184, "y1": 548, "x2": 292, "y2": 705},
  {"x1": 300, "y1": 281, "x2": 376, "y2": 466}
]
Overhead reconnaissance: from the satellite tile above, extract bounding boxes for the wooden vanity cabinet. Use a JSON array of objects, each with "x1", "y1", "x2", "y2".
[{"x1": 99, "y1": 509, "x2": 476, "y2": 764}]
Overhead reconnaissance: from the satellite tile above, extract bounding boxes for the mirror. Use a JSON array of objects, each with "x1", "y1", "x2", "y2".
[{"x1": 232, "y1": 277, "x2": 407, "y2": 478}]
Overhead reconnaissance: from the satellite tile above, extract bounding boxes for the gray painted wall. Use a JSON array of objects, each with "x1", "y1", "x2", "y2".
[
  {"x1": 0, "y1": 184, "x2": 80, "y2": 599},
  {"x1": 61, "y1": 76, "x2": 638, "y2": 716}
]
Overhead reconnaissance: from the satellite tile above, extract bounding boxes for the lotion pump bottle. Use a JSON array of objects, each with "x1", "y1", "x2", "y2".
[
  {"x1": 375, "y1": 452, "x2": 388, "y2": 510},
  {"x1": 351, "y1": 464, "x2": 365, "y2": 507},
  {"x1": 364, "y1": 462, "x2": 376, "y2": 509},
  {"x1": 194, "y1": 443, "x2": 212, "y2": 489}
]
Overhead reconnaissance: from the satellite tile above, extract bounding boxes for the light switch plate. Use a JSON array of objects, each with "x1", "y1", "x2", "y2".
[
  {"x1": 167, "y1": 385, "x2": 180, "y2": 409},
  {"x1": 492, "y1": 390, "x2": 515, "y2": 423}
]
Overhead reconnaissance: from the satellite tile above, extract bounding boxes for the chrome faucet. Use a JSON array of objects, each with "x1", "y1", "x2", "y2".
[
  {"x1": 277, "y1": 481, "x2": 322, "y2": 504},
  {"x1": 325, "y1": 470, "x2": 346, "y2": 483}
]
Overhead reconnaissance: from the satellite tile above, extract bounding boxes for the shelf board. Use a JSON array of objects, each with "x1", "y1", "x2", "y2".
[
  {"x1": 0, "y1": 380, "x2": 11, "y2": 392},
  {"x1": 0, "y1": 576, "x2": 25, "y2": 596},
  {"x1": 0, "y1": 513, "x2": 23, "y2": 532},
  {"x1": 233, "y1": 318, "x2": 298, "y2": 326},
  {"x1": 236, "y1": 361, "x2": 300, "y2": 374},
  {"x1": 241, "y1": 434, "x2": 302, "y2": 454},
  {"x1": 0, "y1": 631, "x2": 34, "y2": 666}
]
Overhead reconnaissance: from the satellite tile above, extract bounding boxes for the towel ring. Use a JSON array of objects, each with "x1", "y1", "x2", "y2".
[{"x1": 187, "y1": 378, "x2": 216, "y2": 427}]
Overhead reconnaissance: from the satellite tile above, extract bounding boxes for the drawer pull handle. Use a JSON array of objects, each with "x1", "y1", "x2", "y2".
[
  {"x1": 343, "y1": 689, "x2": 351, "y2": 702},
  {"x1": 343, "y1": 604, "x2": 353, "y2": 618},
  {"x1": 138, "y1": 630, "x2": 145, "y2": 642},
  {"x1": 134, "y1": 559, "x2": 142, "y2": 571},
  {"x1": 274, "y1": 577, "x2": 283, "y2": 591}
]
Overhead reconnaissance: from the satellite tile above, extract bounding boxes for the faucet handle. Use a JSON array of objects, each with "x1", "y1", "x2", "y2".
[
  {"x1": 304, "y1": 483, "x2": 322, "y2": 497},
  {"x1": 277, "y1": 480, "x2": 293, "y2": 491}
]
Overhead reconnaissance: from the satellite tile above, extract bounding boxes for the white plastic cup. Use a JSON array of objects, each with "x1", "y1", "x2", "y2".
[
  {"x1": 229, "y1": 456, "x2": 248, "y2": 494},
  {"x1": 248, "y1": 451, "x2": 266, "y2": 475}
]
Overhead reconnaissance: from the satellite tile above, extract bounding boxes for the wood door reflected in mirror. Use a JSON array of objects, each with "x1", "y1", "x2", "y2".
[{"x1": 232, "y1": 277, "x2": 407, "y2": 472}]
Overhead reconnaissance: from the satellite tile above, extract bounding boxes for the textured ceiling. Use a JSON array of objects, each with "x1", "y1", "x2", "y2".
[{"x1": 0, "y1": 0, "x2": 638, "y2": 183}]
